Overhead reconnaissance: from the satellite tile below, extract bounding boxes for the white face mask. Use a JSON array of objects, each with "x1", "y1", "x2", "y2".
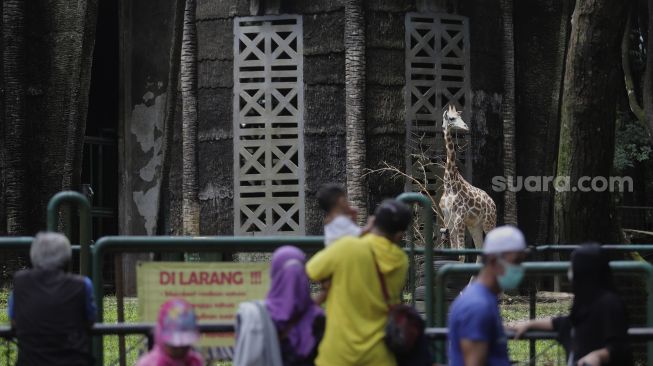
[{"x1": 567, "y1": 268, "x2": 573, "y2": 282}]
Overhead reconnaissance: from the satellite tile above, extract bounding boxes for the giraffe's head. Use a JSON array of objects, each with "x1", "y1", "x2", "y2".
[{"x1": 442, "y1": 104, "x2": 469, "y2": 132}]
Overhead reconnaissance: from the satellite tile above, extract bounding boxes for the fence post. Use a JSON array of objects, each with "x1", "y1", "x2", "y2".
[
  {"x1": 397, "y1": 193, "x2": 435, "y2": 327},
  {"x1": 47, "y1": 191, "x2": 92, "y2": 276},
  {"x1": 644, "y1": 262, "x2": 653, "y2": 366}
]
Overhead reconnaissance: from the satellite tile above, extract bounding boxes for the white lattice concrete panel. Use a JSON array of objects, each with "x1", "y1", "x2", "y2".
[
  {"x1": 404, "y1": 13, "x2": 473, "y2": 194},
  {"x1": 233, "y1": 15, "x2": 305, "y2": 235}
]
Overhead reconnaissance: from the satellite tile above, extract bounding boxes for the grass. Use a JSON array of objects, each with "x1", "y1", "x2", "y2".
[
  {"x1": 0, "y1": 289, "x2": 572, "y2": 365},
  {"x1": 102, "y1": 296, "x2": 143, "y2": 366},
  {"x1": 501, "y1": 297, "x2": 570, "y2": 366}
]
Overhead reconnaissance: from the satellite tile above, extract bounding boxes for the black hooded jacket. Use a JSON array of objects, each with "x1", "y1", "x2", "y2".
[{"x1": 552, "y1": 244, "x2": 633, "y2": 366}]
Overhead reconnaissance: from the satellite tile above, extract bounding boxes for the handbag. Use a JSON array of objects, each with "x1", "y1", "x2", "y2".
[{"x1": 371, "y1": 249, "x2": 425, "y2": 355}]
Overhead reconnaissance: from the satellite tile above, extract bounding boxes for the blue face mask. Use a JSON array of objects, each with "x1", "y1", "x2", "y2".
[{"x1": 497, "y1": 258, "x2": 525, "y2": 291}]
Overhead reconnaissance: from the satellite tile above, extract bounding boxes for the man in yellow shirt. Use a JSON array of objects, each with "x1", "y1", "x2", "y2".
[{"x1": 306, "y1": 199, "x2": 411, "y2": 366}]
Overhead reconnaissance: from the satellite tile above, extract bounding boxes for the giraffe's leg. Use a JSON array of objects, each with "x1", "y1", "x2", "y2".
[
  {"x1": 451, "y1": 219, "x2": 466, "y2": 263},
  {"x1": 482, "y1": 199, "x2": 497, "y2": 234},
  {"x1": 469, "y1": 224, "x2": 484, "y2": 264},
  {"x1": 440, "y1": 206, "x2": 453, "y2": 247},
  {"x1": 482, "y1": 214, "x2": 496, "y2": 234}
]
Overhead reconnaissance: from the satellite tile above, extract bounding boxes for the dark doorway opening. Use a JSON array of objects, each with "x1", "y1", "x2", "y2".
[
  {"x1": 82, "y1": 0, "x2": 119, "y2": 291},
  {"x1": 83, "y1": 0, "x2": 119, "y2": 240}
]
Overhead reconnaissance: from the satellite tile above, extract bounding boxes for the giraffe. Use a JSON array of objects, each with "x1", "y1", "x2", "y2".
[{"x1": 438, "y1": 104, "x2": 497, "y2": 254}]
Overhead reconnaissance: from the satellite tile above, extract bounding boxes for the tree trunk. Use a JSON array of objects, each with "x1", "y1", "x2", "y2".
[
  {"x1": 644, "y1": 0, "x2": 653, "y2": 136},
  {"x1": 159, "y1": 0, "x2": 186, "y2": 234},
  {"x1": 58, "y1": 0, "x2": 98, "y2": 195},
  {"x1": 3, "y1": 0, "x2": 27, "y2": 234},
  {"x1": 25, "y1": 0, "x2": 98, "y2": 234},
  {"x1": 344, "y1": 0, "x2": 367, "y2": 223},
  {"x1": 181, "y1": 0, "x2": 199, "y2": 236},
  {"x1": 515, "y1": 0, "x2": 572, "y2": 244},
  {"x1": 622, "y1": 7, "x2": 647, "y2": 129},
  {"x1": 0, "y1": 0, "x2": 5, "y2": 235},
  {"x1": 500, "y1": 0, "x2": 517, "y2": 226},
  {"x1": 542, "y1": 0, "x2": 571, "y2": 245},
  {"x1": 554, "y1": 0, "x2": 627, "y2": 244}
]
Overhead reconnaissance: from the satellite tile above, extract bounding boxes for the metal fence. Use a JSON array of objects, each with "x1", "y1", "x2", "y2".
[
  {"x1": 0, "y1": 323, "x2": 233, "y2": 366},
  {"x1": 2, "y1": 323, "x2": 653, "y2": 365},
  {"x1": 3, "y1": 192, "x2": 653, "y2": 365},
  {"x1": 433, "y1": 261, "x2": 653, "y2": 364}
]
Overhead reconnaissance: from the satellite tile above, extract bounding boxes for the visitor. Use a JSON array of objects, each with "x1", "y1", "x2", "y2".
[
  {"x1": 447, "y1": 225, "x2": 527, "y2": 366},
  {"x1": 234, "y1": 246, "x2": 324, "y2": 366},
  {"x1": 508, "y1": 244, "x2": 633, "y2": 366},
  {"x1": 135, "y1": 298, "x2": 204, "y2": 366},
  {"x1": 305, "y1": 199, "x2": 411, "y2": 366},
  {"x1": 315, "y1": 183, "x2": 374, "y2": 304},
  {"x1": 9, "y1": 232, "x2": 97, "y2": 366}
]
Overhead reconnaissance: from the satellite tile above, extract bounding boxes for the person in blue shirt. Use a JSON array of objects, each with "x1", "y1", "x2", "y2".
[{"x1": 447, "y1": 225, "x2": 527, "y2": 366}]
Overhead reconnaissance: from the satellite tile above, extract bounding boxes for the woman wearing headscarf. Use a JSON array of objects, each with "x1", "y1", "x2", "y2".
[
  {"x1": 266, "y1": 246, "x2": 325, "y2": 365},
  {"x1": 136, "y1": 298, "x2": 204, "y2": 366},
  {"x1": 509, "y1": 244, "x2": 633, "y2": 366},
  {"x1": 234, "y1": 246, "x2": 324, "y2": 366}
]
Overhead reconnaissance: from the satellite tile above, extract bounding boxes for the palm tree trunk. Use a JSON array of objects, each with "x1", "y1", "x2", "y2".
[
  {"x1": 500, "y1": 0, "x2": 517, "y2": 225},
  {"x1": 0, "y1": 0, "x2": 4, "y2": 235},
  {"x1": 159, "y1": 0, "x2": 186, "y2": 234},
  {"x1": 3, "y1": 0, "x2": 27, "y2": 234},
  {"x1": 344, "y1": 0, "x2": 367, "y2": 223},
  {"x1": 181, "y1": 0, "x2": 199, "y2": 236},
  {"x1": 56, "y1": 0, "x2": 98, "y2": 234}
]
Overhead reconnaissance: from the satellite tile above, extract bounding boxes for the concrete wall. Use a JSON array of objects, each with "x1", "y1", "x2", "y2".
[
  {"x1": 459, "y1": 0, "x2": 505, "y2": 223},
  {"x1": 365, "y1": 0, "x2": 416, "y2": 210},
  {"x1": 124, "y1": 0, "x2": 506, "y2": 238},
  {"x1": 122, "y1": 0, "x2": 177, "y2": 236}
]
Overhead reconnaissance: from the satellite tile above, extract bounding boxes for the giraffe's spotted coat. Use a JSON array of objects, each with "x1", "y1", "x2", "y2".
[{"x1": 438, "y1": 106, "x2": 497, "y2": 253}]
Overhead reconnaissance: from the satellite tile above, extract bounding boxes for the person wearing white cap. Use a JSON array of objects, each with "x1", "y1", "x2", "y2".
[{"x1": 447, "y1": 225, "x2": 527, "y2": 366}]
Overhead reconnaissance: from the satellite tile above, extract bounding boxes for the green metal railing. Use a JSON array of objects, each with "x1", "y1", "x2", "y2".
[
  {"x1": 47, "y1": 191, "x2": 92, "y2": 275},
  {"x1": 0, "y1": 237, "x2": 34, "y2": 248},
  {"x1": 397, "y1": 192, "x2": 435, "y2": 327},
  {"x1": 5, "y1": 191, "x2": 653, "y2": 364},
  {"x1": 434, "y1": 261, "x2": 653, "y2": 364},
  {"x1": 90, "y1": 235, "x2": 325, "y2": 365},
  {"x1": 411, "y1": 244, "x2": 653, "y2": 255},
  {"x1": 537, "y1": 244, "x2": 653, "y2": 252},
  {"x1": 0, "y1": 238, "x2": 84, "y2": 253},
  {"x1": 0, "y1": 237, "x2": 84, "y2": 267}
]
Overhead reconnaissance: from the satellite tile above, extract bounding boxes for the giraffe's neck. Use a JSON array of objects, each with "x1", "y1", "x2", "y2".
[{"x1": 443, "y1": 127, "x2": 461, "y2": 189}]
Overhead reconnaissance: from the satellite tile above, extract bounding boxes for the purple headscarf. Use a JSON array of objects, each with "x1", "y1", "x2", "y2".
[{"x1": 266, "y1": 246, "x2": 323, "y2": 358}]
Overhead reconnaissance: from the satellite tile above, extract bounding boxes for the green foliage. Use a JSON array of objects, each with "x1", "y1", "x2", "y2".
[{"x1": 614, "y1": 120, "x2": 652, "y2": 171}]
